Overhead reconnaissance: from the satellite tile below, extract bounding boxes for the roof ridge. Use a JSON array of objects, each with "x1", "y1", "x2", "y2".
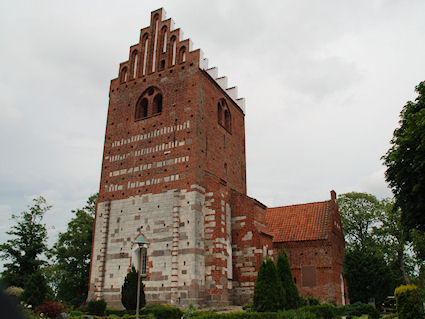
[{"x1": 268, "y1": 200, "x2": 330, "y2": 210}]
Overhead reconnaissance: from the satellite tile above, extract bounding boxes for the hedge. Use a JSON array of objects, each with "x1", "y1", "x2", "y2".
[
  {"x1": 191, "y1": 309, "x2": 317, "y2": 319},
  {"x1": 140, "y1": 303, "x2": 183, "y2": 319}
]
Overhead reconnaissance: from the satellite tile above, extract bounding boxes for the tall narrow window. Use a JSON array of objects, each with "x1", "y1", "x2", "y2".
[
  {"x1": 142, "y1": 36, "x2": 149, "y2": 76},
  {"x1": 120, "y1": 67, "x2": 128, "y2": 83},
  {"x1": 153, "y1": 94, "x2": 163, "y2": 114},
  {"x1": 161, "y1": 26, "x2": 167, "y2": 53},
  {"x1": 131, "y1": 50, "x2": 138, "y2": 79},
  {"x1": 217, "y1": 102, "x2": 223, "y2": 125},
  {"x1": 224, "y1": 109, "x2": 231, "y2": 131},
  {"x1": 135, "y1": 98, "x2": 148, "y2": 120},
  {"x1": 152, "y1": 16, "x2": 159, "y2": 72},
  {"x1": 141, "y1": 248, "x2": 147, "y2": 275},
  {"x1": 179, "y1": 46, "x2": 186, "y2": 63},
  {"x1": 170, "y1": 36, "x2": 177, "y2": 66}
]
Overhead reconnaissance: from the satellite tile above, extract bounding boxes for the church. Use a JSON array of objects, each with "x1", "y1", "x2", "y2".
[{"x1": 88, "y1": 8, "x2": 347, "y2": 308}]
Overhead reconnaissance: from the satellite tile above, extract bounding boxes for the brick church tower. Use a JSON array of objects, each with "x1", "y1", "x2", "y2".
[
  {"x1": 88, "y1": 8, "x2": 258, "y2": 307},
  {"x1": 88, "y1": 8, "x2": 347, "y2": 308}
]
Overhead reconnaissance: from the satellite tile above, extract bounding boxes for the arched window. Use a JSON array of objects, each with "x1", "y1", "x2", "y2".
[
  {"x1": 135, "y1": 98, "x2": 148, "y2": 120},
  {"x1": 131, "y1": 50, "x2": 138, "y2": 79},
  {"x1": 120, "y1": 66, "x2": 128, "y2": 83},
  {"x1": 217, "y1": 102, "x2": 223, "y2": 125},
  {"x1": 179, "y1": 46, "x2": 186, "y2": 63},
  {"x1": 160, "y1": 26, "x2": 167, "y2": 53},
  {"x1": 134, "y1": 86, "x2": 163, "y2": 121},
  {"x1": 170, "y1": 36, "x2": 177, "y2": 66},
  {"x1": 224, "y1": 109, "x2": 231, "y2": 131},
  {"x1": 153, "y1": 94, "x2": 163, "y2": 114},
  {"x1": 142, "y1": 34, "x2": 149, "y2": 76},
  {"x1": 152, "y1": 15, "x2": 159, "y2": 73},
  {"x1": 218, "y1": 99, "x2": 231, "y2": 133}
]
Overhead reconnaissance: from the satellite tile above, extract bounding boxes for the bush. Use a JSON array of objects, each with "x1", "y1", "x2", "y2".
[
  {"x1": 276, "y1": 249, "x2": 301, "y2": 309},
  {"x1": 105, "y1": 307, "x2": 128, "y2": 316},
  {"x1": 253, "y1": 258, "x2": 283, "y2": 312},
  {"x1": 77, "y1": 304, "x2": 88, "y2": 312},
  {"x1": 5, "y1": 286, "x2": 24, "y2": 301},
  {"x1": 140, "y1": 303, "x2": 183, "y2": 319},
  {"x1": 67, "y1": 310, "x2": 84, "y2": 316},
  {"x1": 190, "y1": 309, "x2": 317, "y2": 318},
  {"x1": 347, "y1": 303, "x2": 380, "y2": 319},
  {"x1": 182, "y1": 303, "x2": 198, "y2": 318},
  {"x1": 121, "y1": 266, "x2": 145, "y2": 310},
  {"x1": 300, "y1": 304, "x2": 337, "y2": 319},
  {"x1": 22, "y1": 269, "x2": 48, "y2": 307},
  {"x1": 87, "y1": 299, "x2": 107, "y2": 316},
  {"x1": 242, "y1": 303, "x2": 254, "y2": 312},
  {"x1": 394, "y1": 284, "x2": 424, "y2": 319},
  {"x1": 38, "y1": 300, "x2": 67, "y2": 318},
  {"x1": 300, "y1": 297, "x2": 320, "y2": 306}
]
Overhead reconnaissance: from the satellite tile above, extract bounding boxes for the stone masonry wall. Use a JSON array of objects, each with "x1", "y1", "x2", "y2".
[{"x1": 89, "y1": 189, "x2": 207, "y2": 307}]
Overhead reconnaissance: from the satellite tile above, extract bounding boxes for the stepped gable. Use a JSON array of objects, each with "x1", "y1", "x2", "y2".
[
  {"x1": 115, "y1": 7, "x2": 245, "y2": 113},
  {"x1": 266, "y1": 200, "x2": 331, "y2": 243}
]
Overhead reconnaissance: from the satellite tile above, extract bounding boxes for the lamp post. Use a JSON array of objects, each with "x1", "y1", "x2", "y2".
[{"x1": 135, "y1": 235, "x2": 149, "y2": 319}]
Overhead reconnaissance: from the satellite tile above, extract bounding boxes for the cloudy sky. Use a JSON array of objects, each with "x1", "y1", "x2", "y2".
[{"x1": 1, "y1": 0, "x2": 424, "y2": 258}]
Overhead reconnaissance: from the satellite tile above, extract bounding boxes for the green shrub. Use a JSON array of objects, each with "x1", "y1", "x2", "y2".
[
  {"x1": 22, "y1": 269, "x2": 48, "y2": 307},
  {"x1": 105, "y1": 306, "x2": 128, "y2": 316},
  {"x1": 77, "y1": 304, "x2": 88, "y2": 312},
  {"x1": 140, "y1": 303, "x2": 183, "y2": 319},
  {"x1": 276, "y1": 249, "x2": 301, "y2": 309},
  {"x1": 394, "y1": 284, "x2": 424, "y2": 319},
  {"x1": 190, "y1": 309, "x2": 317, "y2": 319},
  {"x1": 242, "y1": 303, "x2": 254, "y2": 312},
  {"x1": 67, "y1": 310, "x2": 84, "y2": 316},
  {"x1": 253, "y1": 258, "x2": 283, "y2": 312},
  {"x1": 121, "y1": 266, "x2": 145, "y2": 310},
  {"x1": 182, "y1": 303, "x2": 198, "y2": 318},
  {"x1": 347, "y1": 303, "x2": 379, "y2": 319},
  {"x1": 300, "y1": 304, "x2": 337, "y2": 319},
  {"x1": 87, "y1": 299, "x2": 107, "y2": 316},
  {"x1": 300, "y1": 296, "x2": 320, "y2": 306}
]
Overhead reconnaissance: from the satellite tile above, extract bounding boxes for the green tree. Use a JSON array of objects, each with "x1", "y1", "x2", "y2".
[
  {"x1": 253, "y1": 258, "x2": 283, "y2": 312},
  {"x1": 410, "y1": 230, "x2": 425, "y2": 299},
  {"x1": 375, "y1": 199, "x2": 412, "y2": 285},
  {"x1": 382, "y1": 81, "x2": 425, "y2": 232},
  {"x1": 276, "y1": 249, "x2": 300, "y2": 309},
  {"x1": 337, "y1": 192, "x2": 381, "y2": 250},
  {"x1": 51, "y1": 194, "x2": 97, "y2": 306},
  {"x1": 0, "y1": 196, "x2": 50, "y2": 288},
  {"x1": 22, "y1": 267, "x2": 49, "y2": 307},
  {"x1": 344, "y1": 246, "x2": 393, "y2": 307},
  {"x1": 121, "y1": 266, "x2": 145, "y2": 310}
]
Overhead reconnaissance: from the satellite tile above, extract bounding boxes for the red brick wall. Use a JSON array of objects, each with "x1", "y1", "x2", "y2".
[{"x1": 230, "y1": 190, "x2": 274, "y2": 305}]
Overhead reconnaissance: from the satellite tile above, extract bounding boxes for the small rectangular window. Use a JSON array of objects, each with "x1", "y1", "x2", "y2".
[{"x1": 141, "y1": 248, "x2": 147, "y2": 275}]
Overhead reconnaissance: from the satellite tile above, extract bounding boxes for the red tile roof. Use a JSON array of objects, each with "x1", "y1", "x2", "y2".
[{"x1": 266, "y1": 201, "x2": 330, "y2": 243}]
